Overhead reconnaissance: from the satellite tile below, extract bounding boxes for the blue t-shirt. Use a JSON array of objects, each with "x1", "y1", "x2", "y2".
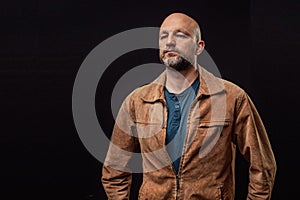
[{"x1": 164, "y1": 77, "x2": 200, "y2": 174}]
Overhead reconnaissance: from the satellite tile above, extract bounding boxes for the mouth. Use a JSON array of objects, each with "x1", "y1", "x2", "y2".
[{"x1": 163, "y1": 50, "x2": 179, "y2": 57}]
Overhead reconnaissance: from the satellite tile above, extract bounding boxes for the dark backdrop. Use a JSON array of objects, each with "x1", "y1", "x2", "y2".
[{"x1": 1, "y1": 0, "x2": 299, "y2": 199}]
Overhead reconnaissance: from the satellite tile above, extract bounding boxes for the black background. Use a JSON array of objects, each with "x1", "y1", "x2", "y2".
[{"x1": 1, "y1": 0, "x2": 299, "y2": 199}]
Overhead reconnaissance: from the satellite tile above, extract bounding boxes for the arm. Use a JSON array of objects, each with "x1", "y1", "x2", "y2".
[
  {"x1": 101, "y1": 94, "x2": 137, "y2": 200},
  {"x1": 234, "y1": 92, "x2": 276, "y2": 200}
]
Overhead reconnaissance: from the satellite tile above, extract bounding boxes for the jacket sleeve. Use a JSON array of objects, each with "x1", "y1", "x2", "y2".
[
  {"x1": 101, "y1": 94, "x2": 137, "y2": 200},
  {"x1": 234, "y1": 92, "x2": 276, "y2": 200}
]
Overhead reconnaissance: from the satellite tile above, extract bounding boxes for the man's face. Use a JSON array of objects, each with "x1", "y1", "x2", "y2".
[{"x1": 159, "y1": 15, "x2": 199, "y2": 71}]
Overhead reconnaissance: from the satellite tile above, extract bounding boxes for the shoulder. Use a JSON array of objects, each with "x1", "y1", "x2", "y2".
[
  {"x1": 123, "y1": 82, "x2": 162, "y2": 104},
  {"x1": 219, "y1": 78, "x2": 254, "y2": 111},
  {"x1": 131, "y1": 82, "x2": 162, "y2": 100},
  {"x1": 222, "y1": 79, "x2": 246, "y2": 96},
  {"x1": 125, "y1": 71, "x2": 166, "y2": 101},
  {"x1": 213, "y1": 77, "x2": 249, "y2": 107}
]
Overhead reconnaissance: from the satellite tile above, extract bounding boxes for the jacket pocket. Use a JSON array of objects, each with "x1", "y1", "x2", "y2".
[
  {"x1": 216, "y1": 183, "x2": 234, "y2": 200},
  {"x1": 135, "y1": 121, "x2": 163, "y2": 138},
  {"x1": 138, "y1": 182, "x2": 146, "y2": 200},
  {"x1": 198, "y1": 120, "x2": 230, "y2": 128},
  {"x1": 215, "y1": 184, "x2": 230, "y2": 200},
  {"x1": 196, "y1": 120, "x2": 230, "y2": 158}
]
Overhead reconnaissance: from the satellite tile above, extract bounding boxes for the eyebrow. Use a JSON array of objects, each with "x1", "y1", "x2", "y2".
[
  {"x1": 159, "y1": 29, "x2": 191, "y2": 36},
  {"x1": 160, "y1": 30, "x2": 169, "y2": 35}
]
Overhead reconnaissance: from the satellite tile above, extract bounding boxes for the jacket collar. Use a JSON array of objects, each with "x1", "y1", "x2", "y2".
[{"x1": 141, "y1": 66, "x2": 225, "y2": 102}]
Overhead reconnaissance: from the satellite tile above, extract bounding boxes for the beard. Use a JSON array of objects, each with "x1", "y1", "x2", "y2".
[{"x1": 160, "y1": 55, "x2": 191, "y2": 71}]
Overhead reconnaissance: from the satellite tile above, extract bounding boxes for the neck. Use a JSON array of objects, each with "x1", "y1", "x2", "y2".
[{"x1": 165, "y1": 65, "x2": 199, "y2": 94}]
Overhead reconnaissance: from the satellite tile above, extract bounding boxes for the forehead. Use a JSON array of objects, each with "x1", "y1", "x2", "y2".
[{"x1": 159, "y1": 15, "x2": 196, "y2": 35}]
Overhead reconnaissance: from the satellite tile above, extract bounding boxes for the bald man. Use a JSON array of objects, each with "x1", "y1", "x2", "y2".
[{"x1": 102, "y1": 13, "x2": 276, "y2": 200}]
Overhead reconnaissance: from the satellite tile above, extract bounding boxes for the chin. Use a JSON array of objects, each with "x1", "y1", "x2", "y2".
[{"x1": 162, "y1": 57, "x2": 191, "y2": 71}]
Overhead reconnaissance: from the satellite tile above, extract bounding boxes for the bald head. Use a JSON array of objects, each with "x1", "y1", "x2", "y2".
[{"x1": 160, "y1": 13, "x2": 201, "y2": 41}]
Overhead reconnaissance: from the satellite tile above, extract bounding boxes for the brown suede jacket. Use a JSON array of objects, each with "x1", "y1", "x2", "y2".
[{"x1": 102, "y1": 67, "x2": 276, "y2": 200}]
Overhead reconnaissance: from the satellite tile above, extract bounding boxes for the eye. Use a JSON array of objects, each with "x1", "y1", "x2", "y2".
[
  {"x1": 175, "y1": 32, "x2": 187, "y2": 38},
  {"x1": 160, "y1": 35, "x2": 167, "y2": 40}
]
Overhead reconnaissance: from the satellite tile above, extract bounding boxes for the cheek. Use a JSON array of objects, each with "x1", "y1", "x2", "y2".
[
  {"x1": 159, "y1": 41, "x2": 165, "y2": 49},
  {"x1": 179, "y1": 45, "x2": 194, "y2": 55},
  {"x1": 159, "y1": 49, "x2": 164, "y2": 57},
  {"x1": 184, "y1": 43, "x2": 198, "y2": 55}
]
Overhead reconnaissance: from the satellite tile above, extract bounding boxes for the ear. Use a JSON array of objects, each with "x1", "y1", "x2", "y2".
[{"x1": 195, "y1": 40, "x2": 205, "y2": 55}]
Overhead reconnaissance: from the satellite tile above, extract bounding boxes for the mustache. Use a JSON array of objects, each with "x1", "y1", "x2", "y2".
[{"x1": 162, "y1": 49, "x2": 180, "y2": 54}]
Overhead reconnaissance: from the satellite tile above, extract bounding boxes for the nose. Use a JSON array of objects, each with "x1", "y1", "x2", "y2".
[{"x1": 166, "y1": 35, "x2": 175, "y2": 47}]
